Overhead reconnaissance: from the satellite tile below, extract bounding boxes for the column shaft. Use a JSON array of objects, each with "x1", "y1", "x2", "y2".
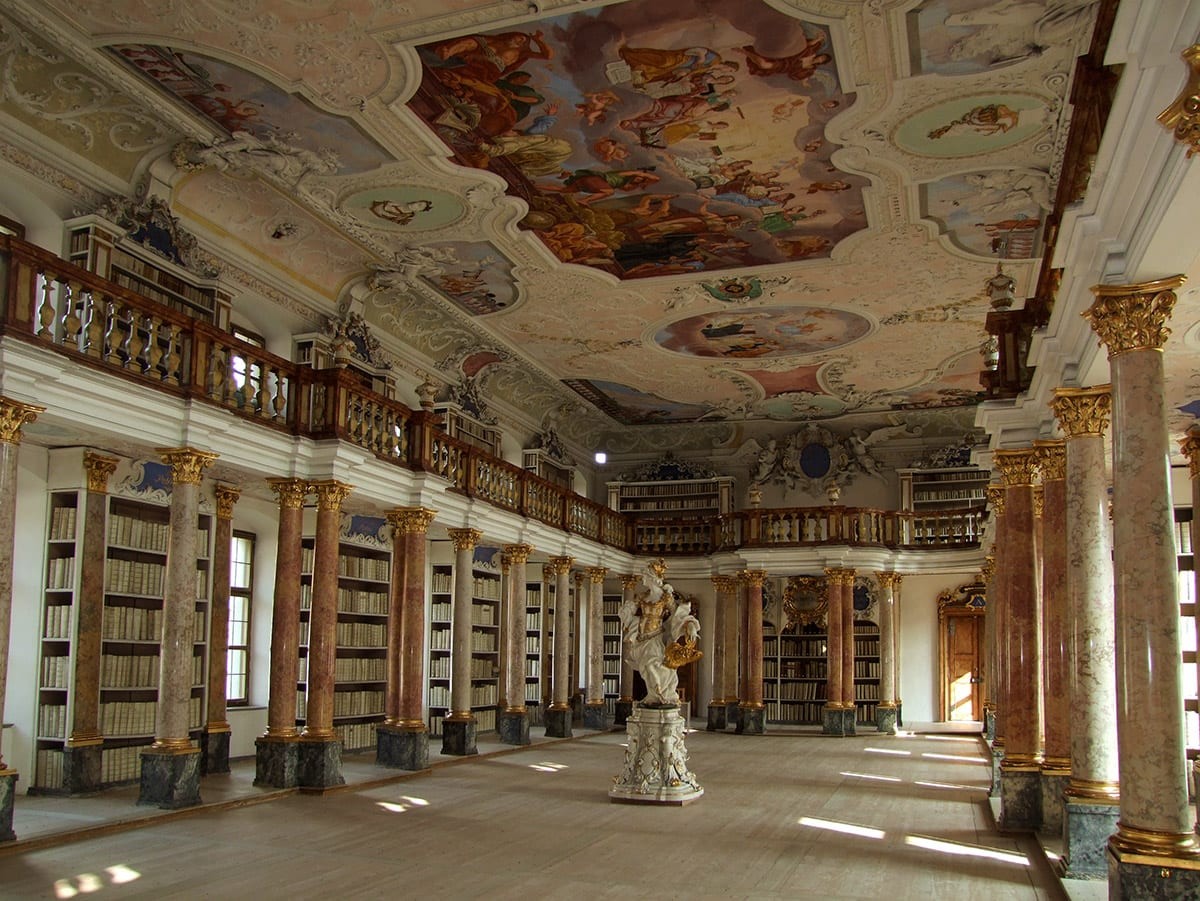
[
  {"x1": 1037, "y1": 444, "x2": 1070, "y2": 770},
  {"x1": 825, "y1": 570, "x2": 843, "y2": 716},
  {"x1": 449, "y1": 531, "x2": 479, "y2": 719},
  {"x1": 202, "y1": 486, "x2": 239, "y2": 773},
  {"x1": 619, "y1": 575, "x2": 637, "y2": 702},
  {"x1": 586, "y1": 569, "x2": 605, "y2": 705},
  {"x1": 737, "y1": 571, "x2": 766, "y2": 734},
  {"x1": 506, "y1": 548, "x2": 531, "y2": 714},
  {"x1": 710, "y1": 576, "x2": 728, "y2": 703},
  {"x1": 384, "y1": 518, "x2": 408, "y2": 724},
  {"x1": 264, "y1": 480, "x2": 305, "y2": 737},
  {"x1": 841, "y1": 570, "x2": 856, "y2": 709},
  {"x1": 399, "y1": 524, "x2": 432, "y2": 726},
  {"x1": 550, "y1": 558, "x2": 573, "y2": 709}
]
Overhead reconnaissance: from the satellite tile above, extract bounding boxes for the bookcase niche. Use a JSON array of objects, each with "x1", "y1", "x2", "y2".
[
  {"x1": 853, "y1": 620, "x2": 881, "y2": 725},
  {"x1": 34, "y1": 451, "x2": 212, "y2": 791},
  {"x1": 525, "y1": 576, "x2": 545, "y2": 726},
  {"x1": 297, "y1": 516, "x2": 390, "y2": 753},
  {"x1": 763, "y1": 622, "x2": 827, "y2": 725},
  {"x1": 602, "y1": 591, "x2": 623, "y2": 714},
  {"x1": 427, "y1": 562, "x2": 452, "y2": 736}
]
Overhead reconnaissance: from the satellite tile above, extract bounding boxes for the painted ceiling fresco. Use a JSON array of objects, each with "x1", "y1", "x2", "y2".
[
  {"x1": 12, "y1": 0, "x2": 1123, "y2": 445},
  {"x1": 407, "y1": 0, "x2": 867, "y2": 279}
]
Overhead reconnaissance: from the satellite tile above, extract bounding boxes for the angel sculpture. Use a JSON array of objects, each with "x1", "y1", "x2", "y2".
[{"x1": 618, "y1": 561, "x2": 702, "y2": 707}]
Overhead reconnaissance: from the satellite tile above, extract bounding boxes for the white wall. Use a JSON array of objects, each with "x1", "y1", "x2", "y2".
[{"x1": 897, "y1": 572, "x2": 977, "y2": 725}]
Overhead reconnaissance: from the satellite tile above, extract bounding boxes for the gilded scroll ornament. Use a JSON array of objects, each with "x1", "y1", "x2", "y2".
[
  {"x1": 1033, "y1": 440, "x2": 1066, "y2": 481},
  {"x1": 587, "y1": 566, "x2": 607, "y2": 583},
  {"x1": 1084, "y1": 276, "x2": 1185, "y2": 355},
  {"x1": 503, "y1": 543, "x2": 533, "y2": 564},
  {"x1": 1049, "y1": 385, "x2": 1112, "y2": 437},
  {"x1": 214, "y1": 484, "x2": 242, "y2": 519},
  {"x1": 0, "y1": 397, "x2": 45, "y2": 444},
  {"x1": 310, "y1": 479, "x2": 353, "y2": 512},
  {"x1": 986, "y1": 484, "x2": 1006, "y2": 515},
  {"x1": 549, "y1": 554, "x2": 573, "y2": 574},
  {"x1": 1181, "y1": 428, "x2": 1200, "y2": 481},
  {"x1": 1157, "y1": 44, "x2": 1200, "y2": 157}
]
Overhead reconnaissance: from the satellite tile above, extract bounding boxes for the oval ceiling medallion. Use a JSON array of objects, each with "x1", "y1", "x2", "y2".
[
  {"x1": 894, "y1": 94, "x2": 1048, "y2": 158},
  {"x1": 654, "y1": 306, "x2": 871, "y2": 359},
  {"x1": 342, "y1": 186, "x2": 465, "y2": 231}
]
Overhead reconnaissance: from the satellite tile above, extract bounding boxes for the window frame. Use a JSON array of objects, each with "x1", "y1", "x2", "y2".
[{"x1": 227, "y1": 529, "x2": 255, "y2": 707}]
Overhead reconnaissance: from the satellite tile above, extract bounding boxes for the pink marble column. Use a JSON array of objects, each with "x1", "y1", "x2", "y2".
[
  {"x1": 737, "y1": 570, "x2": 766, "y2": 734},
  {"x1": 987, "y1": 484, "x2": 1009, "y2": 752},
  {"x1": 1050, "y1": 385, "x2": 1118, "y2": 878},
  {"x1": 500, "y1": 544, "x2": 533, "y2": 744},
  {"x1": 63, "y1": 452, "x2": 117, "y2": 794},
  {"x1": 823, "y1": 568, "x2": 844, "y2": 735},
  {"x1": 138, "y1": 447, "x2": 217, "y2": 808},
  {"x1": 446, "y1": 528, "x2": 481, "y2": 725},
  {"x1": 980, "y1": 551, "x2": 997, "y2": 740},
  {"x1": 1035, "y1": 440, "x2": 1070, "y2": 829},
  {"x1": 707, "y1": 574, "x2": 732, "y2": 730},
  {"x1": 584, "y1": 567, "x2": 607, "y2": 728},
  {"x1": 383, "y1": 513, "x2": 409, "y2": 726},
  {"x1": 302, "y1": 481, "x2": 352, "y2": 741},
  {"x1": 0, "y1": 398, "x2": 42, "y2": 838},
  {"x1": 841, "y1": 568, "x2": 856, "y2": 717},
  {"x1": 1085, "y1": 278, "x2": 1200, "y2": 872},
  {"x1": 545, "y1": 556, "x2": 574, "y2": 738},
  {"x1": 737, "y1": 574, "x2": 750, "y2": 707},
  {"x1": 994, "y1": 447, "x2": 1043, "y2": 831},
  {"x1": 202, "y1": 484, "x2": 240, "y2": 775},
  {"x1": 497, "y1": 552, "x2": 512, "y2": 711},
  {"x1": 875, "y1": 572, "x2": 899, "y2": 733},
  {"x1": 262, "y1": 479, "x2": 306, "y2": 739}
]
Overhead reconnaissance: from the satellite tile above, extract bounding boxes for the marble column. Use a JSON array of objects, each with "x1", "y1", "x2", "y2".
[
  {"x1": 377, "y1": 507, "x2": 436, "y2": 770},
  {"x1": 62, "y1": 451, "x2": 117, "y2": 795},
  {"x1": 500, "y1": 544, "x2": 533, "y2": 744},
  {"x1": 298, "y1": 479, "x2": 352, "y2": 789},
  {"x1": 545, "y1": 556, "x2": 574, "y2": 738},
  {"x1": 875, "y1": 572, "x2": 899, "y2": 734},
  {"x1": 893, "y1": 574, "x2": 904, "y2": 727},
  {"x1": 1085, "y1": 278, "x2": 1200, "y2": 893},
  {"x1": 980, "y1": 552, "x2": 997, "y2": 742},
  {"x1": 201, "y1": 485, "x2": 239, "y2": 776},
  {"x1": 443, "y1": 528, "x2": 481, "y2": 756},
  {"x1": 723, "y1": 573, "x2": 741, "y2": 726},
  {"x1": 840, "y1": 568, "x2": 857, "y2": 735},
  {"x1": 987, "y1": 483, "x2": 1009, "y2": 796},
  {"x1": 994, "y1": 447, "x2": 1043, "y2": 832},
  {"x1": 497, "y1": 552, "x2": 512, "y2": 713},
  {"x1": 823, "y1": 569, "x2": 846, "y2": 736},
  {"x1": 615, "y1": 573, "x2": 637, "y2": 726},
  {"x1": 541, "y1": 564, "x2": 554, "y2": 710},
  {"x1": 1183, "y1": 427, "x2": 1200, "y2": 824},
  {"x1": 1035, "y1": 440, "x2": 1070, "y2": 834},
  {"x1": 571, "y1": 571, "x2": 584, "y2": 721},
  {"x1": 0, "y1": 398, "x2": 43, "y2": 840},
  {"x1": 584, "y1": 567, "x2": 609, "y2": 730},
  {"x1": 707, "y1": 575, "x2": 732, "y2": 731},
  {"x1": 733, "y1": 573, "x2": 749, "y2": 730},
  {"x1": 255, "y1": 478, "x2": 306, "y2": 788},
  {"x1": 138, "y1": 447, "x2": 217, "y2": 809},
  {"x1": 1050, "y1": 385, "x2": 1119, "y2": 879},
  {"x1": 736, "y1": 570, "x2": 766, "y2": 735}
]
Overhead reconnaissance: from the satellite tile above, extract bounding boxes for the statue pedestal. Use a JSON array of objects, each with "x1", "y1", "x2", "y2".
[{"x1": 609, "y1": 705, "x2": 703, "y2": 806}]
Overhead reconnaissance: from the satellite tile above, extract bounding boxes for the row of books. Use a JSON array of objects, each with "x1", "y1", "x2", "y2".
[
  {"x1": 34, "y1": 749, "x2": 64, "y2": 789},
  {"x1": 46, "y1": 556, "x2": 75, "y2": 590},
  {"x1": 102, "y1": 607, "x2": 205, "y2": 642},
  {"x1": 765, "y1": 700, "x2": 825, "y2": 723},
  {"x1": 297, "y1": 656, "x2": 387, "y2": 683},
  {"x1": 857, "y1": 684, "x2": 881, "y2": 701},
  {"x1": 603, "y1": 600, "x2": 620, "y2": 615},
  {"x1": 104, "y1": 558, "x2": 165, "y2": 596},
  {"x1": 470, "y1": 658, "x2": 495, "y2": 678},
  {"x1": 333, "y1": 621, "x2": 386, "y2": 647},
  {"x1": 429, "y1": 628, "x2": 451, "y2": 651},
  {"x1": 335, "y1": 720, "x2": 377, "y2": 752},
  {"x1": 853, "y1": 623, "x2": 880, "y2": 634},
  {"x1": 525, "y1": 612, "x2": 542, "y2": 630},
  {"x1": 471, "y1": 604, "x2": 496, "y2": 626},
  {"x1": 41, "y1": 656, "x2": 69, "y2": 689},
  {"x1": 766, "y1": 638, "x2": 827, "y2": 658},
  {"x1": 604, "y1": 638, "x2": 621, "y2": 655},
  {"x1": 338, "y1": 555, "x2": 390, "y2": 582},
  {"x1": 853, "y1": 639, "x2": 879, "y2": 656},
  {"x1": 475, "y1": 708, "x2": 496, "y2": 732},
  {"x1": 102, "y1": 744, "x2": 147, "y2": 785},
  {"x1": 101, "y1": 696, "x2": 202, "y2": 736},
  {"x1": 107, "y1": 514, "x2": 170, "y2": 553},
  {"x1": 603, "y1": 622, "x2": 621, "y2": 636},
  {"x1": 428, "y1": 656, "x2": 450, "y2": 678},
  {"x1": 49, "y1": 505, "x2": 78, "y2": 541},
  {"x1": 38, "y1": 704, "x2": 67, "y2": 739},
  {"x1": 428, "y1": 685, "x2": 450, "y2": 708},
  {"x1": 299, "y1": 584, "x2": 389, "y2": 615},
  {"x1": 431, "y1": 601, "x2": 452, "y2": 621},
  {"x1": 525, "y1": 635, "x2": 541, "y2": 653},
  {"x1": 525, "y1": 659, "x2": 541, "y2": 678},
  {"x1": 471, "y1": 684, "x2": 497, "y2": 706},
  {"x1": 470, "y1": 576, "x2": 501, "y2": 600},
  {"x1": 471, "y1": 632, "x2": 497, "y2": 652},
  {"x1": 432, "y1": 571, "x2": 453, "y2": 594},
  {"x1": 854, "y1": 661, "x2": 882, "y2": 678},
  {"x1": 767, "y1": 680, "x2": 824, "y2": 701},
  {"x1": 603, "y1": 677, "x2": 618, "y2": 695},
  {"x1": 43, "y1": 604, "x2": 73, "y2": 639},
  {"x1": 766, "y1": 662, "x2": 824, "y2": 679}
]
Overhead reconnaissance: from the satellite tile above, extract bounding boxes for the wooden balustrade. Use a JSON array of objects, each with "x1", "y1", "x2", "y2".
[{"x1": 1, "y1": 234, "x2": 987, "y2": 557}]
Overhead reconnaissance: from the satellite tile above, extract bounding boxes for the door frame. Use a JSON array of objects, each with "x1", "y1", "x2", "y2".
[{"x1": 937, "y1": 580, "x2": 987, "y2": 722}]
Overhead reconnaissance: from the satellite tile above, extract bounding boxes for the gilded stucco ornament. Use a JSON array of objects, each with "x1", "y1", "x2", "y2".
[
  {"x1": 386, "y1": 507, "x2": 437, "y2": 534},
  {"x1": 83, "y1": 451, "x2": 119, "y2": 493},
  {"x1": 1157, "y1": 44, "x2": 1200, "y2": 157},
  {"x1": 449, "y1": 528, "x2": 483, "y2": 552},
  {"x1": 155, "y1": 447, "x2": 218, "y2": 485},
  {"x1": 1050, "y1": 385, "x2": 1112, "y2": 437},
  {"x1": 993, "y1": 448, "x2": 1039, "y2": 487},
  {"x1": 1084, "y1": 276, "x2": 1185, "y2": 355},
  {"x1": 267, "y1": 478, "x2": 309, "y2": 509}
]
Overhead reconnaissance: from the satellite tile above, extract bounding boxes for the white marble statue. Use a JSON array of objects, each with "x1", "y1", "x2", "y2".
[{"x1": 618, "y1": 562, "x2": 701, "y2": 707}]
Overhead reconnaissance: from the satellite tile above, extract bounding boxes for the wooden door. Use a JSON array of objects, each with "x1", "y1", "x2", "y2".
[{"x1": 943, "y1": 613, "x2": 982, "y2": 721}]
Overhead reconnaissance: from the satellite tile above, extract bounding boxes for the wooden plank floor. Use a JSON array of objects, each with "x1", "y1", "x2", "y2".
[{"x1": 0, "y1": 730, "x2": 1067, "y2": 899}]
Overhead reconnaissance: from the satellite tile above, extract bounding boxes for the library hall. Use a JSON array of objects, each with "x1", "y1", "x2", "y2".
[{"x1": 1, "y1": 0, "x2": 1200, "y2": 897}]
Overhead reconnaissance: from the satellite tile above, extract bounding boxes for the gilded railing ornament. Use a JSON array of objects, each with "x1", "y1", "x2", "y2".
[
  {"x1": 156, "y1": 447, "x2": 218, "y2": 485},
  {"x1": 1084, "y1": 276, "x2": 1185, "y2": 355},
  {"x1": 448, "y1": 527, "x2": 482, "y2": 551},
  {"x1": 0, "y1": 396, "x2": 45, "y2": 444},
  {"x1": 267, "y1": 477, "x2": 309, "y2": 509},
  {"x1": 83, "y1": 451, "x2": 119, "y2": 494},
  {"x1": 310, "y1": 479, "x2": 353, "y2": 512},
  {"x1": 1157, "y1": 44, "x2": 1200, "y2": 157},
  {"x1": 214, "y1": 484, "x2": 242, "y2": 520},
  {"x1": 1050, "y1": 385, "x2": 1112, "y2": 437},
  {"x1": 993, "y1": 448, "x2": 1039, "y2": 487},
  {"x1": 386, "y1": 507, "x2": 437, "y2": 534}
]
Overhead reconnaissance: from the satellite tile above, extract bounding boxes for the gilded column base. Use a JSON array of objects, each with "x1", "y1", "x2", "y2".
[
  {"x1": 0, "y1": 770, "x2": 16, "y2": 842},
  {"x1": 544, "y1": 706, "x2": 573, "y2": 739},
  {"x1": 61, "y1": 744, "x2": 102, "y2": 795},
  {"x1": 998, "y1": 765, "x2": 1042, "y2": 833},
  {"x1": 1108, "y1": 832, "x2": 1200, "y2": 899},
  {"x1": 1063, "y1": 798, "x2": 1119, "y2": 880},
  {"x1": 706, "y1": 701, "x2": 728, "y2": 732},
  {"x1": 297, "y1": 735, "x2": 345, "y2": 791},
  {"x1": 498, "y1": 708, "x2": 532, "y2": 745},
  {"x1": 376, "y1": 723, "x2": 430, "y2": 771},
  {"x1": 614, "y1": 699, "x2": 634, "y2": 727},
  {"x1": 254, "y1": 733, "x2": 299, "y2": 788},
  {"x1": 137, "y1": 746, "x2": 202, "y2": 809},
  {"x1": 200, "y1": 726, "x2": 231, "y2": 776},
  {"x1": 441, "y1": 717, "x2": 478, "y2": 756}
]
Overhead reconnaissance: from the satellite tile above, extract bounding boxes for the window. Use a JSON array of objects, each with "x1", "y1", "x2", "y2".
[{"x1": 228, "y1": 531, "x2": 254, "y2": 705}]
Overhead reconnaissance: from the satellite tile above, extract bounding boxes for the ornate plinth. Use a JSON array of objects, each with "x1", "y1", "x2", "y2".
[
  {"x1": 706, "y1": 702, "x2": 727, "y2": 732},
  {"x1": 544, "y1": 706, "x2": 572, "y2": 738},
  {"x1": 1040, "y1": 768, "x2": 1070, "y2": 835},
  {"x1": 989, "y1": 745, "x2": 1003, "y2": 797},
  {"x1": 614, "y1": 700, "x2": 633, "y2": 726},
  {"x1": 62, "y1": 745, "x2": 102, "y2": 794},
  {"x1": 822, "y1": 704, "x2": 847, "y2": 736},
  {"x1": 1063, "y1": 799, "x2": 1119, "y2": 880},
  {"x1": 498, "y1": 710, "x2": 531, "y2": 746},
  {"x1": 441, "y1": 717, "x2": 478, "y2": 756},
  {"x1": 137, "y1": 747, "x2": 202, "y2": 809},
  {"x1": 1108, "y1": 844, "x2": 1200, "y2": 898},
  {"x1": 610, "y1": 705, "x2": 702, "y2": 805},
  {"x1": 984, "y1": 707, "x2": 996, "y2": 742},
  {"x1": 875, "y1": 705, "x2": 898, "y2": 734},
  {"x1": 736, "y1": 704, "x2": 765, "y2": 735},
  {"x1": 297, "y1": 736, "x2": 345, "y2": 790},
  {"x1": 999, "y1": 763, "x2": 1042, "y2": 832},
  {"x1": 200, "y1": 727, "x2": 230, "y2": 775},
  {"x1": 583, "y1": 703, "x2": 610, "y2": 731},
  {"x1": 0, "y1": 770, "x2": 16, "y2": 842},
  {"x1": 254, "y1": 735, "x2": 299, "y2": 788},
  {"x1": 376, "y1": 724, "x2": 429, "y2": 770}
]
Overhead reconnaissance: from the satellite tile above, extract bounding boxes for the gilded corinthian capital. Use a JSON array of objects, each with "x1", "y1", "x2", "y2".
[
  {"x1": 386, "y1": 506, "x2": 437, "y2": 535},
  {"x1": 1050, "y1": 385, "x2": 1112, "y2": 438},
  {"x1": 0, "y1": 396, "x2": 44, "y2": 444},
  {"x1": 156, "y1": 447, "x2": 218, "y2": 485},
  {"x1": 1033, "y1": 440, "x2": 1066, "y2": 481},
  {"x1": 1084, "y1": 276, "x2": 1185, "y2": 356},
  {"x1": 993, "y1": 448, "x2": 1039, "y2": 487}
]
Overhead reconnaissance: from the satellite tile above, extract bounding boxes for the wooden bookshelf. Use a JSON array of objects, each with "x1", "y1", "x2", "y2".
[
  {"x1": 853, "y1": 620, "x2": 881, "y2": 725},
  {"x1": 607, "y1": 477, "x2": 734, "y2": 518},
  {"x1": 525, "y1": 579, "x2": 544, "y2": 726},
  {"x1": 470, "y1": 548, "x2": 501, "y2": 734},
  {"x1": 427, "y1": 562, "x2": 452, "y2": 736},
  {"x1": 898, "y1": 466, "x2": 989, "y2": 511},
  {"x1": 602, "y1": 591, "x2": 623, "y2": 714},
  {"x1": 763, "y1": 623, "x2": 827, "y2": 725}
]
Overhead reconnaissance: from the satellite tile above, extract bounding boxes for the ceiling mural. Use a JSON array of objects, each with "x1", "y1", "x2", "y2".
[
  {"x1": 341, "y1": 187, "x2": 465, "y2": 232},
  {"x1": 893, "y1": 94, "x2": 1050, "y2": 158},
  {"x1": 406, "y1": 0, "x2": 868, "y2": 279},
  {"x1": 564, "y1": 379, "x2": 715, "y2": 425},
  {"x1": 654, "y1": 307, "x2": 872, "y2": 359},
  {"x1": 418, "y1": 241, "x2": 518, "y2": 315},
  {"x1": 922, "y1": 169, "x2": 1049, "y2": 259}
]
